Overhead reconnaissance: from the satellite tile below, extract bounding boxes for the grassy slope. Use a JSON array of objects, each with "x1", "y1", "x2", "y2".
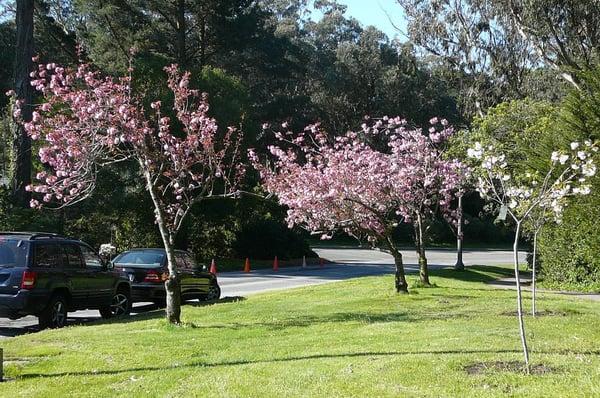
[{"x1": 1, "y1": 266, "x2": 599, "y2": 397}]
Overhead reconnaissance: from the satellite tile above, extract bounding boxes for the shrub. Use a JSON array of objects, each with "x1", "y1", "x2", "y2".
[
  {"x1": 536, "y1": 68, "x2": 600, "y2": 291},
  {"x1": 537, "y1": 192, "x2": 600, "y2": 292}
]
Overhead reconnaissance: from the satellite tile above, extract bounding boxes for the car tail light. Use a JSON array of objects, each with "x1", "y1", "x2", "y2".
[
  {"x1": 21, "y1": 271, "x2": 37, "y2": 289},
  {"x1": 143, "y1": 270, "x2": 162, "y2": 283}
]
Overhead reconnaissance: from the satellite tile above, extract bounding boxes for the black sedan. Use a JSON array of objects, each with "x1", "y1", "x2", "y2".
[{"x1": 112, "y1": 248, "x2": 220, "y2": 307}]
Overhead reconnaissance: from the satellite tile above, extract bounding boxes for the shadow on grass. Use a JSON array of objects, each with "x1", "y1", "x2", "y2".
[
  {"x1": 88, "y1": 297, "x2": 248, "y2": 326},
  {"x1": 14, "y1": 348, "x2": 600, "y2": 380},
  {"x1": 185, "y1": 296, "x2": 246, "y2": 307},
  {"x1": 191, "y1": 309, "x2": 474, "y2": 332},
  {"x1": 430, "y1": 265, "x2": 517, "y2": 284}
]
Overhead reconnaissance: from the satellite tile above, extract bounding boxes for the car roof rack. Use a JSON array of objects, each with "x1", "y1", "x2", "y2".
[
  {"x1": 31, "y1": 232, "x2": 66, "y2": 240},
  {"x1": 0, "y1": 231, "x2": 67, "y2": 240}
]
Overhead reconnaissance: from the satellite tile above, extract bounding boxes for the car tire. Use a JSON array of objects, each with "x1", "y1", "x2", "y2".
[
  {"x1": 38, "y1": 294, "x2": 68, "y2": 329},
  {"x1": 204, "y1": 282, "x2": 221, "y2": 301},
  {"x1": 100, "y1": 288, "x2": 132, "y2": 319}
]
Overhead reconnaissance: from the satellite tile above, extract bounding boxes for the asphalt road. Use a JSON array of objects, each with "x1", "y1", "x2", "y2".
[{"x1": 0, "y1": 247, "x2": 523, "y2": 338}]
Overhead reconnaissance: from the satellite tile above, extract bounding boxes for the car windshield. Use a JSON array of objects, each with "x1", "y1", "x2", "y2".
[
  {"x1": 0, "y1": 239, "x2": 28, "y2": 268},
  {"x1": 114, "y1": 251, "x2": 165, "y2": 268}
]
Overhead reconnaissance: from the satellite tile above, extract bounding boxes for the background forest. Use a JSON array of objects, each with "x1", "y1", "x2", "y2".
[{"x1": 1, "y1": 0, "x2": 599, "y2": 291}]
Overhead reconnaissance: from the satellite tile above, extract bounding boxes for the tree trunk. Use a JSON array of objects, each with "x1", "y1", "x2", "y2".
[
  {"x1": 415, "y1": 214, "x2": 430, "y2": 286},
  {"x1": 176, "y1": 0, "x2": 187, "y2": 69},
  {"x1": 454, "y1": 194, "x2": 465, "y2": 271},
  {"x1": 384, "y1": 235, "x2": 408, "y2": 293},
  {"x1": 12, "y1": 0, "x2": 34, "y2": 208},
  {"x1": 163, "y1": 240, "x2": 181, "y2": 324},
  {"x1": 513, "y1": 221, "x2": 530, "y2": 373},
  {"x1": 393, "y1": 251, "x2": 409, "y2": 294},
  {"x1": 199, "y1": 16, "x2": 206, "y2": 69},
  {"x1": 144, "y1": 170, "x2": 181, "y2": 324},
  {"x1": 532, "y1": 229, "x2": 538, "y2": 317}
]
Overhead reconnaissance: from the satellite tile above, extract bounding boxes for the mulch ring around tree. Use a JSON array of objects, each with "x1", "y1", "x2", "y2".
[{"x1": 464, "y1": 361, "x2": 554, "y2": 375}]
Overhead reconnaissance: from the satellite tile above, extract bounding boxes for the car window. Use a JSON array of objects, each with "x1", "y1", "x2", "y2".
[
  {"x1": 80, "y1": 245, "x2": 103, "y2": 269},
  {"x1": 175, "y1": 254, "x2": 189, "y2": 270},
  {"x1": 33, "y1": 243, "x2": 61, "y2": 268},
  {"x1": 113, "y1": 251, "x2": 165, "y2": 268},
  {"x1": 62, "y1": 244, "x2": 84, "y2": 269},
  {"x1": 183, "y1": 253, "x2": 198, "y2": 270},
  {"x1": 0, "y1": 239, "x2": 28, "y2": 268}
]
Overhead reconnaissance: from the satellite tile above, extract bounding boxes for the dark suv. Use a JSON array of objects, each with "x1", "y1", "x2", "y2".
[{"x1": 0, "y1": 232, "x2": 131, "y2": 329}]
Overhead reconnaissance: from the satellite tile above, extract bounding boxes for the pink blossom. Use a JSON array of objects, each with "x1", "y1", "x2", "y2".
[
  {"x1": 21, "y1": 61, "x2": 244, "y2": 243},
  {"x1": 251, "y1": 118, "x2": 467, "y2": 245}
]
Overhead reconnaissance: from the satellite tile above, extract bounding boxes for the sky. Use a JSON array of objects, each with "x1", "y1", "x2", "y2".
[{"x1": 331, "y1": 0, "x2": 408, "y2": 40}]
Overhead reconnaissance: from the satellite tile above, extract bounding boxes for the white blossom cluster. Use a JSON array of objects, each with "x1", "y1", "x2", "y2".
[{"x1": 468, "y1": 140, "x2": 597, "y2": 223}]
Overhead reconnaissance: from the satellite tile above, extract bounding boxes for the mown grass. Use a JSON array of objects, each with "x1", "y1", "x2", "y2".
[{"x1": 1, "y1": 265, "x2": 599, "y2": 397}]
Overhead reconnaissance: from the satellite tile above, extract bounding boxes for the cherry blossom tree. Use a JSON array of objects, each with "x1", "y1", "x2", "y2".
[
  {"x1": 251, "y1": 117, "x2": 466, "y2": 292},
  {"x1": 387, "y1": 117, "x2": 468, "y2": 286},
  {"x1": 10, "y1": 60, "x2": 244, "y2": 324},
  {"x1": 468, "y1": 140, "x2": 597, "y2": 372}
]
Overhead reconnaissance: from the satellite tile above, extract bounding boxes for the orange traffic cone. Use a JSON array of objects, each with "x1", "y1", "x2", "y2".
[
  {"x1": 244, "y1": 257, "x2": 251, "y2": 273},
  {"x1": 209, "y1": 259, "x2": 217, "y2": 274},
  {"x1": 320, "y1": 257, "x2": 324, "y2": 268},
  {"x1": 273, "y1": 256, "x2": 279, "y2": 271}
]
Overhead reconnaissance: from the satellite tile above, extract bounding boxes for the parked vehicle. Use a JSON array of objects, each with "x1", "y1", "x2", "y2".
[
  {"x1": 112, "y1": 248, "x2": 220, "y2": 307},
  {"x1": 0, "y1": 232, "x2": 131, "y2": 329}
]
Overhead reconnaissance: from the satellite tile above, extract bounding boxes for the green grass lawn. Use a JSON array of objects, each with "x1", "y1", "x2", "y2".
[{"x1": 1, "y1": 265, "x2": 599, "y2": 397}]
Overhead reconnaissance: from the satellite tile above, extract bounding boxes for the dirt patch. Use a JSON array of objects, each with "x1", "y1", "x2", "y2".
[
  {"x1": 464, "y1": 361, "x2": 553, "y2": 375},
  {"x1": 500, "y1": 309, "x2": 577, "y2": 317}
]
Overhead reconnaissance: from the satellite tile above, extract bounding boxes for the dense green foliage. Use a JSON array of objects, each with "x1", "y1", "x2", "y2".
[
  {"x1": 534, "y1": 70, "x2": 600, "y2": 291},
  {"x1": 2, "y1": 1, "x2": 599, "y2": 274},
  {"x1": 0, "y1": 0, "x2": 464, "y2": 261},
  {"x1": 537, "y1": 193, "x2": 600, "y2": 291},
  {"x1": 464, "y1": 75, "x2": 600, "y2": 291}
]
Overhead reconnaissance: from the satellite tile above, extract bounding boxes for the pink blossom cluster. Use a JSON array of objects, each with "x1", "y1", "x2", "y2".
[
  {"x1": 11, "y1": 61, "x2": 243, "y2": 233},
  {"x1": 250, "y1": 117, "x2": 468, "y2": 242}
]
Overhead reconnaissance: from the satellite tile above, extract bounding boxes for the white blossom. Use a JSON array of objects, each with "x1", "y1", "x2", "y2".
[
  {"x1": 582, "y1": 161, "x2": 597, "y2": 177},
  {"x1": 559, "y1": 154, "x2": 569, "y2": 165}
]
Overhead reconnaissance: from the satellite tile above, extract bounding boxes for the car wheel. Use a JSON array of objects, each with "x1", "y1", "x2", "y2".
[
  {"x1": 39, "y1": 295, "x2": 68, "y2": 329},
  {"x1": 205, "y1": 283, "x2": 221, "y2": 301},
  {"x1": 100, "y1": 289, "x2": 131, "y2": 319}
]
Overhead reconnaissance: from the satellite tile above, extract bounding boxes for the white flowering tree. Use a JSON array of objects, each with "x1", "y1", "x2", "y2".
[{"x1": 467, "y1": 140, "x2": 597, "y2": 372}]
